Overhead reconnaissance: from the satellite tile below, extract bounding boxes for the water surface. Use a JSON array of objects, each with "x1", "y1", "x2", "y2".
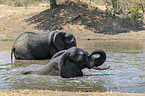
[{"x1": 0, "y1": 40, "x2": 145, "y2": 93}]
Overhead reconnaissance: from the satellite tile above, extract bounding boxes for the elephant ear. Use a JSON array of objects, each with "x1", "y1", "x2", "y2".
[
  {"x1": 59, "y1": 51, "x2": 83, "y2": 78},
  {"x1": 53, "y1": 32, "x2": 65, "y2": 51}
]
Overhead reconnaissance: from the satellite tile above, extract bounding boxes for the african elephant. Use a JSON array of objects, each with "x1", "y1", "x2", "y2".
[
  {"x1": 21, "y1": 47, "x2": 106, "y2": 78},
  {"x1": 11, "y1": 31, "x2": 76, "y2": 61}
]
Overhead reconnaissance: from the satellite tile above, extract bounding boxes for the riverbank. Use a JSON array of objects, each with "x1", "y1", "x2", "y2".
[{"x1": 0, "y1": 89, "x2": 145, "y2": 96}]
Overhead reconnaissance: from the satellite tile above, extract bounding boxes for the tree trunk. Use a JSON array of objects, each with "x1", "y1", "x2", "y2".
[
  {"x1": 111, "y1": 0, "x2": 118, "y2": 13},
  {"x1": 50, "y1": 0, "x2": 58, "y2": 9}
]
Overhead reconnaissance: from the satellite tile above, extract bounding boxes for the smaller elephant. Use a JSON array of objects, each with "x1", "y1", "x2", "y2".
[
  {"x1": 11, "y1": 31, "x2": 76, "y2": 61},
  {"x1": 21, "y1": 47, "x2": 107, "y2": 78}
]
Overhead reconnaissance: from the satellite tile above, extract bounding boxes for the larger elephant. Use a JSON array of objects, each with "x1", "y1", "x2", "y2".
[
  {"x1": 21, "y1": 47, "x2": 106, "y2": 78},
  {"x1": 11, "y1": 31, "x2": 76, "y2": 60}
]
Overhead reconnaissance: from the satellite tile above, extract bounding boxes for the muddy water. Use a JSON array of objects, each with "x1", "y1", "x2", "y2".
[{"x1": 0, "y1": 40, "x2": 145, "y2": 93}]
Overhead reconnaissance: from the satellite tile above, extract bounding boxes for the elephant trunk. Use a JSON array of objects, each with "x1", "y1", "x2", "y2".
[{"x1": 88, "y1": 49, "x2": 106, "y2": 68}]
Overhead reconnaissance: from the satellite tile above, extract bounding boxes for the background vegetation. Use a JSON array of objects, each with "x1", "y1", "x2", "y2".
[
  {"x1": 102, "y1": 0, "x2": 145, "y2": 27},
  {"x1": 0, "y1": 0, "x2": 144, "y2": 28}
]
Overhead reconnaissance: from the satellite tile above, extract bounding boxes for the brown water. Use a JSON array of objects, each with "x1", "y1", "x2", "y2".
[{"x1": 0, "y1": 40, "x2": 145, "y2": 93}]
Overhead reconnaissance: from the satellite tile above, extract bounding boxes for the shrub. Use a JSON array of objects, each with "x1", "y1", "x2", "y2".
[
  {"x1": 103, "y1": 0, "x2": 144, "y2": 28},
  {"x1": 129, "y1": 5, "x2": 143, "y2": 20}
]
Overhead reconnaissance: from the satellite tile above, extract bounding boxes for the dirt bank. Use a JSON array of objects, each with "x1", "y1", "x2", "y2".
[{"x1": 0, "y1": 1, "x2": 145, "y2": 41}]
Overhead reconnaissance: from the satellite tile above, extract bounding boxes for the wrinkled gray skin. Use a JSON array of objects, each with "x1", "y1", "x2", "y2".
[
  {"x1": 21, "y1": 47, "x2": 106, "y2": 78},
  {"x1": 11, "y1": 31, "x2": 76, "y2": 60}
]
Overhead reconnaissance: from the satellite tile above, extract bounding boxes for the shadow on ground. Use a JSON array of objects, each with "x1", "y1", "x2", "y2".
[{"x1": 26, "y1": 1, "x2": 145, "y2": 35}]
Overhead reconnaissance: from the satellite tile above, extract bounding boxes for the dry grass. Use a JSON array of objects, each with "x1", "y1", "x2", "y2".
[
  {"x1": 0, "y1": 4, "x2": 48, "y2": 40},
  {"x1": 0, "y1": 90, "x2": 144, "y2": 96}
]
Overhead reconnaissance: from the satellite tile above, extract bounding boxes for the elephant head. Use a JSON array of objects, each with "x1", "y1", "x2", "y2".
[
  {"x1": 59, "y1": 47, "x2": 106, "y2": 78},
  {"x1": 49, "y1": 31, "x2": 77, "y2": 51}
]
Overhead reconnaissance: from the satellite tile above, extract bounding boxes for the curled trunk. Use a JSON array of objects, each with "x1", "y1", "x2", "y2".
[{"x1": 88, "y1": 49, "x2": 106, "y2": 68}]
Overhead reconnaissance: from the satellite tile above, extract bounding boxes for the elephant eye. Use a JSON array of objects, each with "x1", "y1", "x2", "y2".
[
  {"x1": 83, "y1": 54, "x2": 87, "y2": 58},
  {"x1": 65, "y1": 36, "x2": 72, "y2": 40},
  {"x1": 65, "y1": 37, "x2": 74, "y2": 45},
  {"x1": 80, "y1": 54, "x2": 87, "y2": 60}
]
